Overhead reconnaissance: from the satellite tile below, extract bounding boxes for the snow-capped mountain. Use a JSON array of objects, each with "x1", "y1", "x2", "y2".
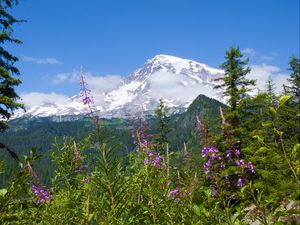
[{"x1": 13, "y1": 54, "x2": 225, "y2": 119}]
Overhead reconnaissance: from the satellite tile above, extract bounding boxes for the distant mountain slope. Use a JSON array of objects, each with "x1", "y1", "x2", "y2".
[
  {"x1": 1, "y1": 94, "x2": 225, "y2": 185},
  {"x1": 168, "y1": 94, "x2": 226, "y2": 150},
  {"x1": 13, "y1": 54, "x2": 224, "y2": 119}
]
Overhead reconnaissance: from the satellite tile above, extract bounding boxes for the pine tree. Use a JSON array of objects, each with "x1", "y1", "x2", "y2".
[
  {"x1": 154, "y1": 98, "x2": 170, "y2": 154},
  {"x1": 264, "y1": 76, "x2": 277, "y2": 107},
  {"x1": 265, "y1": 77, "x2": 276, "y2": 99},
  {"x1": 214, "y1": 47, "x2": 255, "y2": 136},
  {"x1": 280, "y1": 56, "x2": 300, "y2": 142},
  {"x1": 0, "y1": 0, "x2": 24, "y2": 131},
  {"x1": 284, "y1": 56, "x2": 300, "y2": 105}
]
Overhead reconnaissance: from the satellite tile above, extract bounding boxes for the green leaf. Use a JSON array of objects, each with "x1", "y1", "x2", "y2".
[
  {"x1": 293, "y1": 143, "x2": 300, "y2": 155},
  {"x1": 253, "y1": 135, "x2": 264, "y2": 143},
  {"x1": 255, "y1": 147, "x2": 268, "y2": 155},
  {"x1": 30, "y1": 147, "x2": 36, "y2": 156},
  {"x1": 278, "y1": 95, "x2": 292, "y2": 107},
  {"x1": 262, "y1": 121, "x2": 272, "y2": 128},
  {"x1": 274, "y1": 128, "x2": 283, "y2": 136},
  {"x1": 0, "y1": 189, "x2": 7, "y2": 197},
  {"x1": 88, "y1": 213, "x2": 94, "y2": 222},
  {"x1": 268, "y1": 107, "x2": 276, "y2": 117},
  {"x1": 204, "y1": 189, "x2": 211, "y2": 198},
  {"x1": 200, "y1": 205, "x2": 210, "y2": 218},
  {"x1": 192, "y1": 205, "x2": 201, "y2": 217},
  {"x1": 240, "y1": 186, "x2": 247, "y2": 194}
]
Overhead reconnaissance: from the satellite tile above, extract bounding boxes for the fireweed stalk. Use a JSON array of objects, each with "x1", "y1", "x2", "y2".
[
  {"x1": 79, "y1": 66, "x2": 101, "y2": 136},
  {"x1": 79, "y1": 66, "x2": 94, "y2": 115},
  {"x1": 26, "y1": 161, "x2": 52, "y2": 204},
  {"x1": 132, "y1": 116, "x2": 162, "y2": 223},
  {"x1": 79, "y1": 66, "x2": 109, "y2": 222}
]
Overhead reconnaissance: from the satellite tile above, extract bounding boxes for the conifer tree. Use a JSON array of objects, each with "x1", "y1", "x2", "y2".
[
  {"x1": 284, "y1": 56, "x2": 300, "y2": 105},
  {"x1": 154, "y1": 98, "x2": 170, "y2": 154},
  {"x1": 0, "y1": 0, "x2": 23, "y2": 131},
  {"x1": 281, "y1": 56, "x2": 300, "y2": 142},
  {"x1": 214, "y1": 47, "x2": 255, "y2": 138},
  {"x1": 265, "y1": 76, "x2": 276, "y2": 99},
  {"x1": 262, "y1": 76, "x2": 278, "y2": 109}
]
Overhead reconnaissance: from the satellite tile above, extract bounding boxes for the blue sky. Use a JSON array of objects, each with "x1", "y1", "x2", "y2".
[{"x1": 5, "y1": 0, "x2": 300, "y2": 107}]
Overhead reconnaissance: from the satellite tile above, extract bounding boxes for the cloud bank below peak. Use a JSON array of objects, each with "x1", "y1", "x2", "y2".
[
  {"x1": 21, "y1": 72, "x2": 124, "y2": 109},
  {"x1": 20, "y1": 92, "x2": 69, "y2": 108},
  {"x1": 148, "y1": 71, "x2": 220, "y2": 103}
]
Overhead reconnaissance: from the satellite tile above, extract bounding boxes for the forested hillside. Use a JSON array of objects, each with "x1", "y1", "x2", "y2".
[{"x1": 0, "y1": 95, "x2": 223, "y2": 186}]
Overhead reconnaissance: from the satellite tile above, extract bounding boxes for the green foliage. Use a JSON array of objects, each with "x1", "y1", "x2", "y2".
[
  {"x1": 0, "y1": 0, "x2": 24, "y2": 131},
  {"x1": 240, "y1": 93, "x2": 300, "y2": 200}
]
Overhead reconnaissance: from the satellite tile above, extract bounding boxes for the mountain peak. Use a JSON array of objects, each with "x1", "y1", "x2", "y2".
[
  {"x1": 150, "y1": 54, "x2": 184, "y2": 62},
  {"x1": 146, "y1": 54, "x2": 224, "y2": 75},
  {"x1": 13, "y1": 54, "x2": 225, "y2": 120}
]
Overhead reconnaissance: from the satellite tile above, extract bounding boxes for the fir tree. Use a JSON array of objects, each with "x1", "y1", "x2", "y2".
[
  {"x1": 264, "y1": 77, "x2": 277, "y2": 108},
  {"x1": 0, "y1": 0, "x2": 24, "y2": 131},
  {"x1": 154, "y1": 98, "x2": 170, "y2": 154},
  {"x1": 265, "y1": 77, "x2": 276, "y2": 99},
  {"x1": 284, "y1": 56, "x2": 300, "y2": 105},
  {"x1": 214, "y1": 47, "x2": 255, "y2": 138}
]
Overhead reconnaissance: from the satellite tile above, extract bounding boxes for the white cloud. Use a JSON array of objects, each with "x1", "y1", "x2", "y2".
[
  {"x1": 241, "y1": 48, "x2": 279, "y2": 64},
  {"x1": 248, "y1": 64, "x2": 289, "y2": 93},
  {"x1": 49, "y1": 70, "x2": 122, "y2": 88},
  {"x1": 22, "y1": 56, "x2": 62, "y2": 65},
  {"x1": 20, "y1": 92, "x2": 69, "y2": 108},
  {"x1": 85, "y1": 73, "x2": 123, "y2": 105},
  {"x1": 85, "y1": 74, "x2": 123, "y2": 92},
  {"x1": 242, "y1": 48, "x2": 255, "y2": 56},
  {"x1": 47, "y1": 70, "x2": 123, "y2": 106},
  {"x1": 52, "y1": 73, "x2": 70, "y2": 84},
  {"x1": 49, "y1": 71, "x2": 78, "y2": 85},
  {"x1": 148, "y1": 72, "x2": 219, "y2": 103},
  {"x1": 260, "y1": 52, "x2": 278, "y2": 62}
]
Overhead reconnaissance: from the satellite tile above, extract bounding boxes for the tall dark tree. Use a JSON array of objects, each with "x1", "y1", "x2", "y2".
[
  {"x1": 265, "y1": 77, "x2": 276, "y2": 98},
  {"x1": 0, "y1": 0, "x2": 23, "y2": 131},
  {"x1": 264, "y1": 76, "x2": 277, "y2": 107},
  {"x1": 284, "y1": 56, "x2": 300, "y2": 105},
  {"x1": 214, "y1": 47, "x2": 255, "y2": 132},
  {"x1": 154, "y1": 98, "x2": 170, "y2": 154}
]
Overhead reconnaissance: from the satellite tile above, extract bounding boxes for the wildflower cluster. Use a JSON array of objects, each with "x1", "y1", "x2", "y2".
[
  {"x1": 226, "y1": 148, "x2": 255, "y2": 175},
  {"x1": 201, "y1": 146, "x2": 223, "y2": 177},
  {"x1": 201, "y1": 146, "x2": 255, "y2": 198},
  {"x1": 167, "y1": 188, "x2": 180, "y2": 203},
  {"x1": 32, "y1": 184, "x2": 52, "y2": 204},
  {"x1": 131, "y1": 111, "x2": 152, "y2": 150},
  {"x1": 25, "y1": 159, "x2": 52, "y2": 205},
  {"x1": 140, "y1": 130, "x2": 148, "y2": 147},
  {"x1": 144, "y1": 150, "x2": 161, "y2": 167}
]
